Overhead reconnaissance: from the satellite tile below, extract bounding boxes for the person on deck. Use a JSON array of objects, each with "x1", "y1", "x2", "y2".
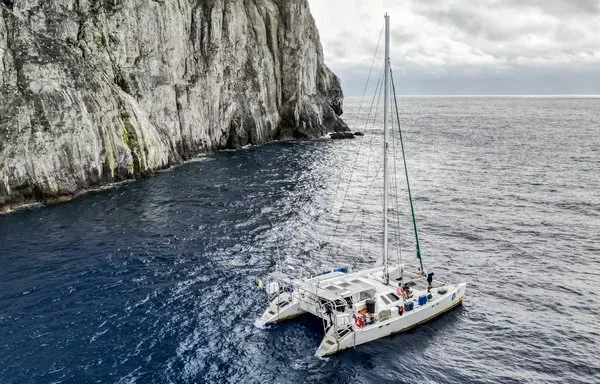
[
  {"x1": 427, "y1": 272, "x2": 434, "y2": 292},
  {"x1": 396, "y1": 283, "x2": 404, "y2": 297},
  {"x1": 403, "y1": 284, "x2": 412, "y2": 299}
]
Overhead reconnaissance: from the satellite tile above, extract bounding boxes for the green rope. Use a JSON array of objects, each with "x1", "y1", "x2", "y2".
[{"x1": 390, "y1": 67, "x2": 425, "y2": 274}]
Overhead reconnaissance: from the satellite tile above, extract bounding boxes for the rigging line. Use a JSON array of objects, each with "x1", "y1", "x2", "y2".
[
  {"x1": 331, "y1": 155, "x2": 384, "y2": 259},
  {"x1": 357, "y1": 73, "x2": 384, "y2": 256},
  {"x1": 390, "y1": 103, "x2": 405, "y2": 273},
  {"x1": 363, "y1": 65, "x2": 386, "y2": 132},
  {"x1": 360, "y1": 70, "x2": 383, "y2": 252},
  {"x1": 357, "y1": 73, "x2": 383, "y2": 257},
  {"x1": 265, "y1": 212, "x2": 283, "y2": 272},
  {"x1": 320, "y1": 26, "x2": 384, "y2": 270},
  {"x1": 324, "y1": 63, "x2": 385, "y2": 265},
  {"x1": 360, "y1": 67, "x2": 385, "y2": 261},
  {"x1": 357, "y1": 121, "x2": 379, "y2": 255},
  {"x1": 331, "y1": 73, "x2": 385, "y2": 261},
  {"x1": 390, "y1": 66, "x2": 424, "y2": 273},
  {"x1": 328, "y1": 26, "x2": 384, "y2": 196},
  {"x1": 364, "y1": 65, "x2": 386, "y2": 169},
  {"x1": 301, "y1": 22, "x2": 383, "y2": 274},
  {"x1": 350, "y1": 23, "x2": 385, "y2": 128},
  {"x1": 357, "y1": 139, "x2": 370, "y2": 256}
]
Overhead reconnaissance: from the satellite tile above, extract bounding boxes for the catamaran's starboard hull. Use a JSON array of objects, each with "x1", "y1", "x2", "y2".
[{"x1": 315, "y1": 283, "x2": 467, "y2": 357}]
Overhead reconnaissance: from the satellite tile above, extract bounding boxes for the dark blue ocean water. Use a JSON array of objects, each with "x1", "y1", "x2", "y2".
[{"x1": 1, "y1": 97, "x2": 599, "y2": 384}]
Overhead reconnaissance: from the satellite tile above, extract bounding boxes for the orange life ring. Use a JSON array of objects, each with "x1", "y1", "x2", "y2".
[{"x1": 354, "y1": 315, "x2": 365, "y2": 328}]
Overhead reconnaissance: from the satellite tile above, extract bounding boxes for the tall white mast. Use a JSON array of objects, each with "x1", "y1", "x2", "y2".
[{"x1": 383, "y1": 13, "x2": 390, "y2": 285}]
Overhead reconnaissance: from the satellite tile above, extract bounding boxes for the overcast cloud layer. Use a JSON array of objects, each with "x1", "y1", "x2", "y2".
[{"x1": 308, "y1": 0, "x2": 600, "y2": 95}]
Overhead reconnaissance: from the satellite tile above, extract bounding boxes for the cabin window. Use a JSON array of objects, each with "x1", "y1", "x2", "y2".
[
  {"x1": 386, "y1": 293, "x2": 400, "y2": 302},
  {"x1": 344, "y1": 296, "x2": 353, "y2": 307},
  {"x1": 380, "y1": 295, "x2": 391, "y2": 305},
  {"x1": 334, "y1": 299, "x2": 346, "y2": 312},
  {"x1": 325, "y1": 285, "x2": 344, "y2": 294},
  {"x1": 359, "y1": 291, "x2": 372, "y2": 301}
]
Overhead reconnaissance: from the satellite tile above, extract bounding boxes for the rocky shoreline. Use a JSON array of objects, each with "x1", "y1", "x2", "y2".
[{"x1": 0, "y1": 135, "x2": 345, "y2": 214}]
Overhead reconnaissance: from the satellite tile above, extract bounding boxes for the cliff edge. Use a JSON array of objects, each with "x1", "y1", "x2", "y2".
[{"x1": 0, "y1": 0, "x2": 347, "y2": 210}]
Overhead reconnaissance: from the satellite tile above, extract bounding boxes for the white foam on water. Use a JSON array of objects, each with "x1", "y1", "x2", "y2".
[
  {"x1": 89, "y1": 329, "x2": 108, "y2": 344},
  {"x1": 253, "y1": 318, "x2": 270, "y2": 330},
  {"x1": 315, "y1": 354, "x2": 330, "y2": 362}
]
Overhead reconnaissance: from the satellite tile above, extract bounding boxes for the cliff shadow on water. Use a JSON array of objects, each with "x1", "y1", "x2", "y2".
[{"x1": 0, "y1": 0, "x2": 347, "y2": 211}]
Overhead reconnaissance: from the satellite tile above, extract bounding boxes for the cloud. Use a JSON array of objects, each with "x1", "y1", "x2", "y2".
[{"x1": 308, "y1": 0, "x2": 600, "y2": 94}]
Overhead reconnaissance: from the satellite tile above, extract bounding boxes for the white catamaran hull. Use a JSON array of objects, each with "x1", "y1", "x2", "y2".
[
  {"x1": 315, "y1": 282, "x2": 466, "y2": 357},
  {"x1": 258, "y1": 267, "x2": 466, "y2": 357},
  {"x1": 259, "y1": 291, "x2": 306, "y2": 325}
]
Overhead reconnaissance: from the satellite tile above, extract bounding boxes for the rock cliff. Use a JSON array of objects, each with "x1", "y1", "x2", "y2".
[{"x1": 0, "y1": 0, "x2": 346, "y2": 209}]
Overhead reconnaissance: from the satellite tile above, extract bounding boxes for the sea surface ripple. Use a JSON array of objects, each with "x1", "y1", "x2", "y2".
[{"x1": 1, "y1": 97, "x2": 599, "y2": 383}]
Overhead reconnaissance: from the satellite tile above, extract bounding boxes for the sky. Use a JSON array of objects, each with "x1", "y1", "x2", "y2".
[{"x1": 308, "y1": 0, "x2": 600, "y2": 95}]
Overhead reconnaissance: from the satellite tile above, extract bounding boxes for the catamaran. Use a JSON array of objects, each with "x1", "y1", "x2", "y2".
[{"x1": 258, "y1": 14, "x2": 467, "y2": 357}]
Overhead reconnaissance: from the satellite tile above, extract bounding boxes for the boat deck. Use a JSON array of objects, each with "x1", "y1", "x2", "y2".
[{"x1": 259, "y1": 265, "x2": 467, "y2": 356}]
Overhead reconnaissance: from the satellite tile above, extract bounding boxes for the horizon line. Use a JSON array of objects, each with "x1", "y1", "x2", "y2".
[{"x1": 344, "y1": 94, "x2": 600, "y2": 98}]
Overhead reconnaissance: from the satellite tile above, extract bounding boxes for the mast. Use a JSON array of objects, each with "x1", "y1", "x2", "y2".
[{"x1": 383, "y1": 13, "x2": 390, "y2": 285}]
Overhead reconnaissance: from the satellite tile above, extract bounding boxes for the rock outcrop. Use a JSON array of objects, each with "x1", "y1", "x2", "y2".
[{"x1": 0, "y1": 0, "x2": 347, "y2": 209}]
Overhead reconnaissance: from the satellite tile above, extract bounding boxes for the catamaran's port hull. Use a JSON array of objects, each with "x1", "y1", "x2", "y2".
[
  {"x1": 315, "y1": 283, "x2": 467, "y2": 357},
  {"x1": 259, "y1": 296, "x2": 307, "y2": 326},
  {"x1": 261, "y1": 310, "x2": 307, "y2": 325}
]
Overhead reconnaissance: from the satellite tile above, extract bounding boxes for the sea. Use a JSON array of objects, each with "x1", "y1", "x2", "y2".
[{"x1": 1, "y1": 96, "x2": 599, "y2": 384}]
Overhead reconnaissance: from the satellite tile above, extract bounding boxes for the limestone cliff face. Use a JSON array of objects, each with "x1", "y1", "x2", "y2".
[{"x1": 0, "y1": 0, "x2": 346, "y2": 209}]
